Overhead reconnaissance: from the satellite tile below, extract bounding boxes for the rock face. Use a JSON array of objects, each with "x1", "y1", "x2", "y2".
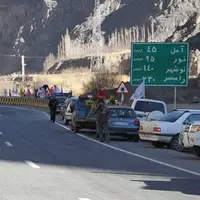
[{"x1": 0, "y1": 0, "x2": 200, "y2": 74}]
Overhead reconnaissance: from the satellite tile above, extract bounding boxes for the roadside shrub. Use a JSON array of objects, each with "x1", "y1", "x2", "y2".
[{"x1": 82, "y1": 68, "x2": 119, "y2": 94}]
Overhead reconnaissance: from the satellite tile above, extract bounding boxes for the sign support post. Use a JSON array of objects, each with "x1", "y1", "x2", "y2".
[
  {"x1": 174, "y1": 87, "x2": 177, "y2": 110},
  {"x1": 116, "y1": 81, "x2": 128, "y2": 105},
  {"x1": 121, "y1": 92, "x2": 124, "y2": 105},
  {"x1": 143, "y1": 77, "x2": 145, "y2": 99}
]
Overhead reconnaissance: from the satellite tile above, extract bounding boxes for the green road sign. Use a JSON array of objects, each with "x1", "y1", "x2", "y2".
[{"x1": 130, "y1": 42, "x2": 189, "y2": 86}]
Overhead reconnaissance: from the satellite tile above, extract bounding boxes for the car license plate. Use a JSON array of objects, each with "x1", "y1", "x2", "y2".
[
  {"x1": 143, "y1": 133, "x2": 151, "y2": 138},
  {"x1": 114, "y1": 122, "x2": 128, "y2": 126}
]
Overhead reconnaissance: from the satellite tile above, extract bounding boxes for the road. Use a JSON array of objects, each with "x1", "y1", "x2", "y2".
[{"x1": 0, "y1": 106, "x2": 200, "y2": 200}]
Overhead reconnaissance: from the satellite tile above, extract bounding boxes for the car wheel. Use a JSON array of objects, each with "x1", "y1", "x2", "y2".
[
  {"x1": 170, "y1": 134, "x2": 184, "y2": 151},
  {"x1": 71, "y1": 124, "x2": 74, "y2": 131},
  {"x1": 152, "y1": 141, "x2": 166, "y2": 148},
  {"x1": 74, "y1": 127, "x2": 79, "y2": 133},
  {"x1": 128, "y1": 135, "x2": 139, "y2": 142},
  {"x1": 194, "y1": 146, "x2": 200, "y2": 158},
  {"x1": 73, "y1": 123, "x2": 80, "y2": 133},
  {"x1": 64, "y1": 118, "x2": 69, "y2": 125}
]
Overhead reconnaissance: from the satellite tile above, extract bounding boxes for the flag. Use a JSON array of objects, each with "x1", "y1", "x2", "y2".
[
  {"x1": 130, "y1": 80, "x2": 145, "y2": 100},
  {"x1": 97, "y1": 88, "x2": 106, "y2": 99},
  {"x1": 50, "y1": 86, "x2": 54, "y2": 94}
]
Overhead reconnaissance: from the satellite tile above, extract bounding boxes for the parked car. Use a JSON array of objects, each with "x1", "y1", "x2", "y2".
[
  {"x1": 139, "y1": 109, "x2": 200, "y2": 151},
  {"x1": 108, "y1": 105, "x2": 140, "y2": 141},
  {"x1": 60, "y1": 98, "x2": 71, "y2": 120},
  {"x1": 55, "y1": 96, "x2": 67, "y2": 113},
  {"x1": 71, "y1": 97, "x2": 96, "y2": 133},
  {"x1": 179, "y1": 121, "x2": 200, "y2": 158},
  {"x1": 63, "y1": 97, "x2": 78, "y2": 125}
]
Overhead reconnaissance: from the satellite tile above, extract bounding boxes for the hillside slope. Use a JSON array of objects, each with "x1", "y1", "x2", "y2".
[{"x1": 0, "y1": 0, "x2": 200, "y2": 75}]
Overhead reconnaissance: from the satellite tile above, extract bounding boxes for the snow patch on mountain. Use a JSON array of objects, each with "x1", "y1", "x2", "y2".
[
  {"x1": 73, "y1": 0, "x2": 122, "y2": 40},
  {"x1": 43, "y1": 0, "x2": 58, "y2": 19},
  {"x1": 14, "y1": 26, "x2": 24, "y2": 46}
]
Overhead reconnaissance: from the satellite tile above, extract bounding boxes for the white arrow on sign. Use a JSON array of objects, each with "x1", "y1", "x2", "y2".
[{"x1": 116, "y1": 81, "x2": 128, "y2": 94}]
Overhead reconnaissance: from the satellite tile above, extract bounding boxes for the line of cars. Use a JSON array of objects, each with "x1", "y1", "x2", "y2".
[
  {"x1": 59, "y1": 96, "x2": 168, "y2": 142},
  {"x1": 58, "y1": 95, "x2": 200, "y2": 158},
  {"x1": 139, "y1": 109, "x2": 200, "y2": 158},
  {"x1": 59, "y1": 95, "x2": 143, "y2": 141}
]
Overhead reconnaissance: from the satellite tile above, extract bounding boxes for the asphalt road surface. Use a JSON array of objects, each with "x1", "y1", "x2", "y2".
[{"x1": 0, "y1": 106, "x2": 200, "y2": 200}]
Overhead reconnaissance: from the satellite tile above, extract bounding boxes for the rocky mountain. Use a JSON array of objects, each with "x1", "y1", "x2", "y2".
[{"x1": 0, "y1": 0, "x2": 200, "y2": 75}]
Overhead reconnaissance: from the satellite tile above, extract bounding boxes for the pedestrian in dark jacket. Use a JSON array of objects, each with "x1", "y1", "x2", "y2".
[
  {"x1": 93, "y1": 97, "x2": 110, "y2": 143},
  {"x1": 48, "y1": 97, "x2": 58, "y2": 123}
]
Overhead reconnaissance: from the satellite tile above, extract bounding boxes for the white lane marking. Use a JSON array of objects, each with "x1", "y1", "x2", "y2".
[
  {"x1": 25, "y1": 160, "x2": 40, "y2": 169},
  {"x1": 4, "y1": 142, "x2": 13, "y2": 147},
  {"x1": 0, "y1": 132, "x2": 3, "y2": 135},
  {"x1": 48, "y1": 113, "x2": 200, "y2": 177},
  {"x1": 43, "y1": 112, "x2": 71, "y2": 131},
  {"x1": 77, "y1": 134, "x2": 200, "y2": 177},
  {"x1": 79, "y1": 198, "x2": 91, "y2": 200},
  {"x1": 3, "y1": 107, "x2": 200, "y2": 177}
]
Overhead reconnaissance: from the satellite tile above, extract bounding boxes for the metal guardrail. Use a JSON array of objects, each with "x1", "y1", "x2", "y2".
[{"x1": 0, "y1": 97, "x2": 48, "y2": 108}]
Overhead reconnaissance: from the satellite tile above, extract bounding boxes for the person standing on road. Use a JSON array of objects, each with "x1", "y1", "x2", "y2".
[
  {"x1": 93, "y1": 97, "x2": 110, "y2": 143},
  {"x1": 48, "y1": 96, "x2": 58, "y2": 123}
]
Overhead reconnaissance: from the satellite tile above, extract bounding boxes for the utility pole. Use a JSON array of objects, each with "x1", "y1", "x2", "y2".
[
  {"x1": 90, "y1": 0, "x2": 102, "y2": 72},
  {"x1": 21, "y1": 55, "x2": 25, "y2": 87}
]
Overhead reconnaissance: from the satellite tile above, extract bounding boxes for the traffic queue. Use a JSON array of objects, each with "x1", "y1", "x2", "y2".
[{"x1": 51, "y1": 91, "x2": 200, "y2": 159}]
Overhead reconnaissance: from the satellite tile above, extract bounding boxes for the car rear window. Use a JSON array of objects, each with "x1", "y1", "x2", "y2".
[
  {"x1": 110, "y1": 108, "x2": 136, "y2": 118},
  {"x1": 135, "y1": 101, "x2": 165, "y2": 113},
  {"x1": 157, "y1": 111, "x2": 184, "y2": 122},
  {"x1": 77, "y1": 100, "x2": 86, "y2": 108}
]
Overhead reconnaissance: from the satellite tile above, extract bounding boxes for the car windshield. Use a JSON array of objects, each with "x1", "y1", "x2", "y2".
[
  {"x1": 110, "y1": 108, "x2": 136, "y2": 118},
  {"x1": 135, "y1": 101, "x2": 165, "y2": 113},
  {"x1": 157, "y1": 111, "x2": 183, "y2": 122}
]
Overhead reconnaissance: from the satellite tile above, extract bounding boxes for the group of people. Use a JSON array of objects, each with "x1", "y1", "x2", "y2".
[{"x1": 48, "y1": 94, "x2": 114, "y2": 143}]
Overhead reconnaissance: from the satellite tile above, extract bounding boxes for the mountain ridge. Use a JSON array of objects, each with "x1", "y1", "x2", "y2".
[{"x1": 0, "y1": 0, "x2": 199, "y2": 75}]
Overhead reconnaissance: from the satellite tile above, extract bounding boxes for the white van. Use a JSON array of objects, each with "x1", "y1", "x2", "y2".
[{"x1": 131, "y1": 98, "x2": 167, "y2": 121}]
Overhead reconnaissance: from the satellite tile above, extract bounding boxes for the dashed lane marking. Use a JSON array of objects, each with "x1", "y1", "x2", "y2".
[
  {"x1": 25, "y1": 160, "x2": 40, "y2": 169},
  {"x1": 4, "y1": 141, "x2": 13, "y2": 147},
  {"x1": 79, "y1": 198, "x2": 91, "y2": 200}
]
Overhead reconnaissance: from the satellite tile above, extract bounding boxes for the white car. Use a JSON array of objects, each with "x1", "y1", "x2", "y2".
[
  {"x1": 139, "y1": 109, "x2": 200, "y2": 151},
  {"x1": 131, "y1": 98, "x2": 167, "y2": 121},
  {"x1": 179, "y1": 122, "x2": 200, "y2": 158},
  {"x1": 63, "y1": 97, "x2": 78, "y2": 125}
]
